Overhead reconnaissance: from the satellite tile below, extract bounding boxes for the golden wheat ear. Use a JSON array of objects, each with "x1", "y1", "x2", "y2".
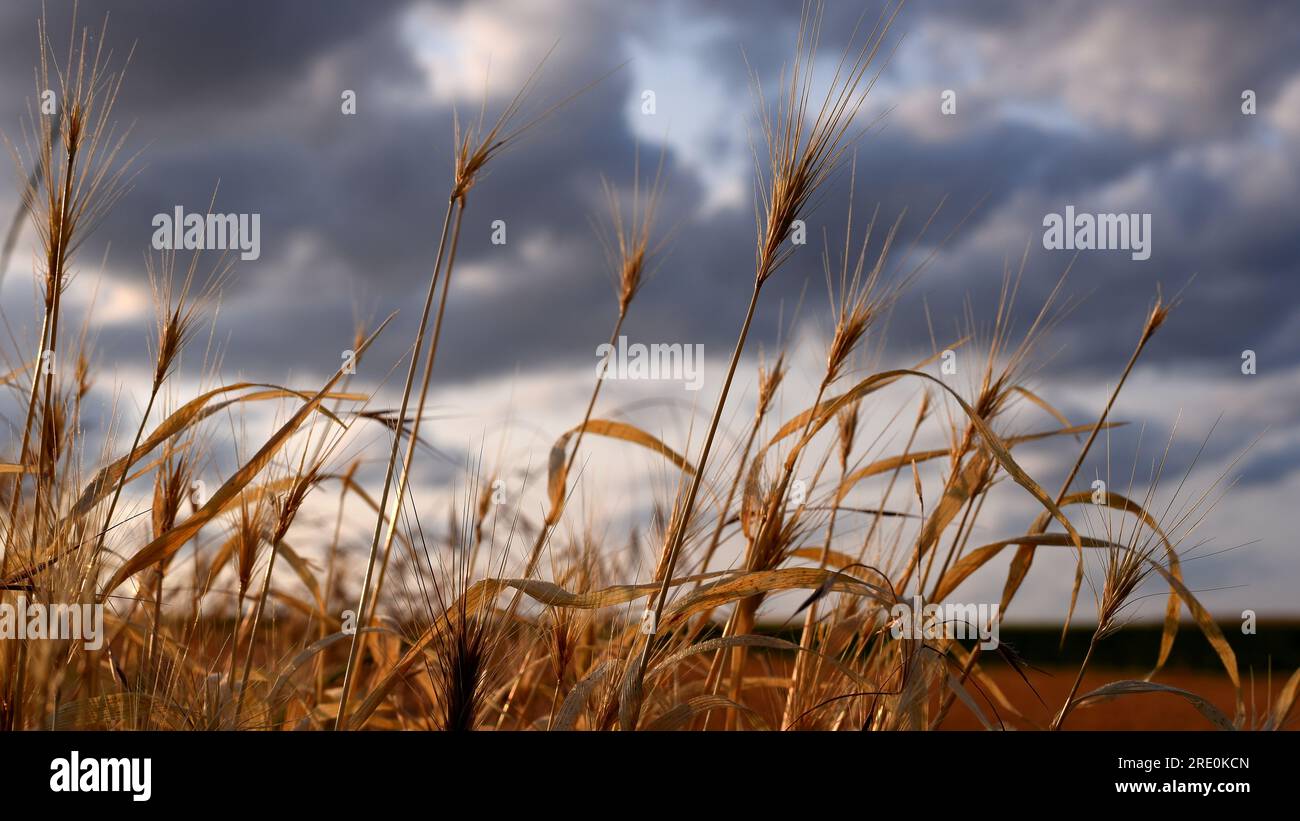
[
  {"x1": 623, "y1": 0, "x2": 906, "y2": 732},
  {"x1": 100, "y1": 312, "x2": 394, "y2": 597}
]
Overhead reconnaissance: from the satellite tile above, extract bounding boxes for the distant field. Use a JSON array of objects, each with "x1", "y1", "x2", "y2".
[
  {"x1": 938, "y1": 667, "x2": 1290, "y2": 730},
  {"x1": 943, "y1": 623, "x2": 1300, "y2": 730},
  {"x1": 753, "y1": 622, "x2": 1300, "y2": 730}
]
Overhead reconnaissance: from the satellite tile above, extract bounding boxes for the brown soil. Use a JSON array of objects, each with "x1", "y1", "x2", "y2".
[{"x1": 937, "y1": 667, "x2": 1296, "y2": 730}]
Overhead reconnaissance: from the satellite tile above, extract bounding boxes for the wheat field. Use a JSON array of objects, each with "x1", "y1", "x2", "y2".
[{"x1": 0, "y1": 3, "x2": 1294, "y2": 734}]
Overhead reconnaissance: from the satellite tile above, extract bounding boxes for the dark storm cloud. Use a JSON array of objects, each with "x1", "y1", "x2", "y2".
[
  {"x1": 0, "y1": 1, "x2": 404, "y2": 119},
  {"x1": 0, "y1": 0, "x2": 1297, "y2": 486},
  {"x1": 677, "y1": 0, "x2": 1300, "y2": 370}
]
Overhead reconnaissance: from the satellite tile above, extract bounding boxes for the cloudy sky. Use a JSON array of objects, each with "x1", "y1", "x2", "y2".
[{"x1": 1, "y1": 0, "x2": 1297, "y2": 625}]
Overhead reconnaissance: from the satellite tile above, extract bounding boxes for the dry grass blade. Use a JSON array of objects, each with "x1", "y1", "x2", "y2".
[
  {"x1": 659, "y1": 567, "x2": 892, "y2": 633},
  {"x1": 552, "y1": 658, "x2": 616, "y2": 731},
  {"x1": 1263, "y1": 668, "x2": 1300, "y2": 730},
  {"x1": 946, "y1": 673, "x2": 997, "y2": 731},
  {"x1": 1067, "y1": 680, "x2": 1233, "y2": 731},
  {"x1": 53, "y1": 694, "x2": 193, "y2": 731},
  {"x1": 547, "y1": 418, "x2": 696, "y2": 516},
  {"x1": 809, "y1": 367, "x2": 1084, "y2": 547},
  {"x1": 767, "y1": 346, "x2": 959, "y2": 447},
  {"x1": 277, "y1": 542, "x2": 325, "y2": 614},
  {"x1": 944, "y1": 534, "x2": 1243, "y2": 725},
  {"x1": 911, "y1": 451, "x2": 990, "y2": 576},
  {"x1": 834, "y1": 422, "x2": 1120, "y2": 504},
  {"x1": 1144, "y1": 562, "x2": 1242, "y2": 722},
  {"x1": 265, "y1": 629, "x2": 388, "y2": 717},
  {"x1": 650, "y1": 634, "x2": 873, "y2": 691},
  {"x1": 66, "y1": 383, "x2": 364, "y2": 523},
  {"x1": 999, "y1": 490, "x2": 1186, "y2": 675},
  {"x1": 645, "y1": 695, "x2": 763, "y2": 731},
  {"x1": 934, "y1": 533, "x2": 1118, "y2": 601},
  {"x1": 101, "y1": 314, "x2": 393, "y2": 593},
  {"x1": 1008, "y1": 385, "x2": 1074, "y2": 431}
]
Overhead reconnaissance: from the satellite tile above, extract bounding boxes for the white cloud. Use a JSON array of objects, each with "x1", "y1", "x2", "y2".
[
  {"x1": 1269, "y1": 72, "x2": 1300, "y2": 137},
  {"x1": 623, "y1": 8, "x2": 749, "y2": 214},
  {"x1": 402, "y1": 0, "x2": 570, "y2": 108}
]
